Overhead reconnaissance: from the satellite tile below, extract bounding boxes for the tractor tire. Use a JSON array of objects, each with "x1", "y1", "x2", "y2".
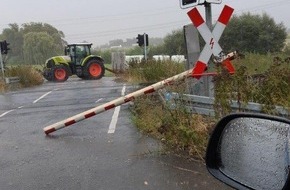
[
  {"x1": 83, "y1": 59, "x2": 105, "y2": 80},
  {"x1": 43, "y1": 69, "x2": 53, "y2": 81},
  {"x1": 52, "y1": 65, "x2": 69, "y2": 82}
]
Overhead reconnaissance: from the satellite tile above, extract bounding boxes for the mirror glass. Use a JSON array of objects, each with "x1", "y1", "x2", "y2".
[{"x1": 219, "y1": 117, "x2": 290, "y2": 190}]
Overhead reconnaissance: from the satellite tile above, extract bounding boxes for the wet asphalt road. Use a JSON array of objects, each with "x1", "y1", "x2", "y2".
[{"x1": 0, "y1": 77, "x2": 232, "y2": 190}]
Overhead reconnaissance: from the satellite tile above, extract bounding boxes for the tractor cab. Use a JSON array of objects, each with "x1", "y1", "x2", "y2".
[{"x1": 65, "y1": 43, "x2": 92, "y2": 65}]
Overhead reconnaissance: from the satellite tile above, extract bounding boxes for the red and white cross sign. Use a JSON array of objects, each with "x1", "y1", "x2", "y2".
[{"x1": 188, "y1": 5, "x2": 234, "y2": 77}]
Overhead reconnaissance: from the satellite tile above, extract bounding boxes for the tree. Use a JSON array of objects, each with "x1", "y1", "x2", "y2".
[
  {"x1": 163, "y1": 29, "x2": 186, "y2": 56},
  {"x1": 0, "y1": 22, "x2": 66, "y2": 64},
  {"x1": 220, "y1": 13, "x2": 287, "y2": 54},
  {"x1": 22, "y1": 22, "x2": 65, "y2": 54},
  {"x1": 23, "y1": 32, "x2": 59, "y2": 65}
]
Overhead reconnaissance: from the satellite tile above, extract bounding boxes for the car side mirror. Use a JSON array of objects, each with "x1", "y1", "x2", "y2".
[{"x1": 206, "y1": 113, "x2": 290, "y2": 190}]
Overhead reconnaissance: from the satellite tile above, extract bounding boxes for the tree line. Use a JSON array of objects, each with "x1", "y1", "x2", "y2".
[
  {"x1": 101, "y1": 12, "x2": 288, "y2": 64},
  {"x1": 0, "y1": 12, "x2": 288, "y2": 66},
  {"x1": 0, "y1": 23, "x2": 65, "y2": 65}
]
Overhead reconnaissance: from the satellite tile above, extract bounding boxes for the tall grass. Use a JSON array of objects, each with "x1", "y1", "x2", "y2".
[
  {"x1": 131, "y1": 93, "x2": 215, "y2": 160},
  {"x1": 0, "y1": 65, "x2": 44, "y2": 92},
  {"x1": 126, "y1": 59, "x2": 185, "y2": 83},
  {"x1": 125, "y1": 60, "x2": 213, "y2": 159},
  {"x1": 214, "y1": 53, "x2": 290, "y2": 117}
]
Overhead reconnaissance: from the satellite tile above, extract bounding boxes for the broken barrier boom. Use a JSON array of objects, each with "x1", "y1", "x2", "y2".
[{"x1": 43, "y1": 52, "x2": 237, "y2": 135}]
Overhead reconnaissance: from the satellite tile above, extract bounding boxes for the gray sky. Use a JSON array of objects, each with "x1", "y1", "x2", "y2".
[{"x1": 1, "y1": 0, "x2": 290, "y2": 47}]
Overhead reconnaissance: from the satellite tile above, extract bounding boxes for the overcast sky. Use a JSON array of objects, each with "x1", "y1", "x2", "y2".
[{"x1": 1, "y1": 0, "x2": 289, "y2": 47}]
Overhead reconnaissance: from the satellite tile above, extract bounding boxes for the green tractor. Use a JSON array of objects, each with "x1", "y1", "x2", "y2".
[{"x1": 43, "y1": 43, "x2": 105, "y2": 82}]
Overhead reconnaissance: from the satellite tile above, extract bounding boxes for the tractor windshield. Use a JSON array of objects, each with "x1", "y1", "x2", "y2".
[{"x1": 76, "y1": 45, "x2": 90, "y2": 57}]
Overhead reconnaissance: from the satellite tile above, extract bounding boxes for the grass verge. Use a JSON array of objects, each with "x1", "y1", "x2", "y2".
[{"x1": 131, "y1": 93, "x2": 216, "y2": 160}]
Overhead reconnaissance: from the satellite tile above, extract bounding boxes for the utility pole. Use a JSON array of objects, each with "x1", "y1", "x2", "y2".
[
  {"x1": 136, "y1": 33, "x2": 149, "y2": 62},
  {"x1": 204, "y1": 2, "x2": 213, "y2": 97},
  {"x1": 143, "y1": 33, "x2": 148, "y2": 62}
]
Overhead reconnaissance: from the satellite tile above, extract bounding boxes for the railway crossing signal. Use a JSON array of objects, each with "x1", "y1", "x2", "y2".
[{"x1": 188, "y1": 5, "x2": 234, "y2": 77}]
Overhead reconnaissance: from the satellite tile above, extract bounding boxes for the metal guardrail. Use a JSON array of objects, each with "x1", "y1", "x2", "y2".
[
  {"x1": 161, "y1": 90, "x2": 289, "y2": 117},
  {"x1": 5, "y1": 77, "x2": 20, "y2": 84}
]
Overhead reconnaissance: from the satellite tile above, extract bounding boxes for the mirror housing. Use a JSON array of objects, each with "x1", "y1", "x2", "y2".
[{"x1": 206, "y1": 113, "x2": 290, "y2": 190}]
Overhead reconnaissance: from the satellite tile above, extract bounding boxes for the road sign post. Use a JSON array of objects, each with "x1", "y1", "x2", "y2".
[
  {"x1": 143, "y1": 33, "x2": 148, "y2": 61},
  {"x1": 204, "y1": 2, "x2": 213, "y2": 96}
]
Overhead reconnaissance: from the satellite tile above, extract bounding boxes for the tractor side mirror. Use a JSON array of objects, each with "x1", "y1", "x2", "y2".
[
  {"x1": 64, "y1": 47, "x2": 69, "y2": 55},
  {"x1": 206, "y1": 113, "x2": 290, "y2": 190}
]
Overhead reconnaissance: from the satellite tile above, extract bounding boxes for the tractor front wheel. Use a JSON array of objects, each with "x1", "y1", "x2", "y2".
[
  {"x1": 84, "y1": 60, "x2": 105, "y2": 80},
  {"x1": 53, "y1": 65, "x2": 69, "y2": 82}
]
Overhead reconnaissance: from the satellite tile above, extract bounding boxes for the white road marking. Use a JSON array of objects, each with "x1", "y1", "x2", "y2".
[
  {"x1": 95, "y1": 98, "x2": 103, "y2": 103},
  {"x1": 0, "y1": 110, "x2": 15, "y2": 118},
  {"x1": 0, "y1": 105, "x2": 25, "y2": 118},
  {"x1": 33, "y1": 91, "x2": 52, "y2": 104},
  {"x1": 108, "y1": 84, "x2": 126, "y2": 134},
  {"x1": 108, "y1": 106, "x2": 121, "y2": 134}
]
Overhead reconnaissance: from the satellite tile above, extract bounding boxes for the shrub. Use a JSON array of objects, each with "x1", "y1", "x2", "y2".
[
  {"x1": 2, "y1": 65, "x2": 44, "y2": 90},
  {"x1": 213, "y1": 53, "x2": 290, "y2": 117}
]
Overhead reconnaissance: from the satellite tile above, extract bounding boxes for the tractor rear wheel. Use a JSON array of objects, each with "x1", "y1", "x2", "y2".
[
  {"x1": 84, "y1": 59, "x2": 105, "y2": 80},
  {"x1": 53, "y1": 65, "x2": 69, "y2": 82}
]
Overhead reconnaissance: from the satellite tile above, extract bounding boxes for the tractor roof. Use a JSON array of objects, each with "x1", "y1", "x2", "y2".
[{"x1": 67, "y1": 43, "x2": 93, "y2": 47}]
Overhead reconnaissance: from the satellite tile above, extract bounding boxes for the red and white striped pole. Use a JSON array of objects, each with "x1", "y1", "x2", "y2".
[{"x1": 43, "y1": 69, "x2": 193, "y2": 135}]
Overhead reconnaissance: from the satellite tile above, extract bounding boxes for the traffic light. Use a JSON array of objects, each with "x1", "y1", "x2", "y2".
[
  {"x1": 0, "y1": 40, "x2": 10, "y2": 54},
  {"x1": 136, "y1": 34, "x2": 149, "y2": 47},
  {"x1": 136, "y1": 34, "x2": 144, "y2": 47}
]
